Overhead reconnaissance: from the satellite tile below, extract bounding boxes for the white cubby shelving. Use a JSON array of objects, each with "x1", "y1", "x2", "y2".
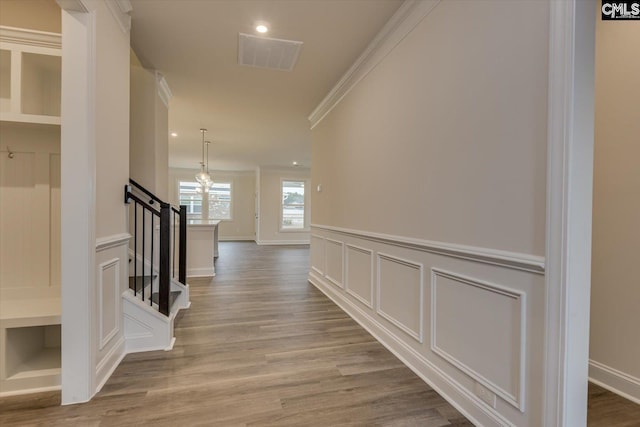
[{"x1": 0, "y1": 25, "x2": 62, "y2": 397}]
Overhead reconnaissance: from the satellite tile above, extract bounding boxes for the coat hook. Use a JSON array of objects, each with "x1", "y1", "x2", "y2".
[{"x1": 7, "y1": 147, "x2": 14, "y2": 159}]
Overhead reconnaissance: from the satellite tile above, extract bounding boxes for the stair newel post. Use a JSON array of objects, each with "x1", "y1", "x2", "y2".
[
  {"x1": 159, "y1": 203, "x2": 171, "y2": 316},
  {"x1": 179, "y1": 205, "x2": 187, "y2": 285}
]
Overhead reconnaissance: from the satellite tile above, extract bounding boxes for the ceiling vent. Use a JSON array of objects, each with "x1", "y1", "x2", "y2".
[{"x1": 238, "y1": 33, "x2": 303, "y2": 72}]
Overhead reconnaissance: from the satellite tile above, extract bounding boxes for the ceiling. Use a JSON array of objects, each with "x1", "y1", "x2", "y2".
[{"x1": 129, "y1": 0, "x2": 403, "y2": 171}]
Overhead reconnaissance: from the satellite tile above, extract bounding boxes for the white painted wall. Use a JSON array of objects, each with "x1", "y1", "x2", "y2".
[
  {"x1": 590, "y1": 19, "x2": 640, "y2": 403},
  {"x1": 169, "y1": 168, "x2": 255, "y2": 241},
  {"x1": 310, "y1": 1, "x2": 549, "y2": 426},
  {"x1": 130, "y1": 52, "x2": 169, "y2": 200},
  {"x1": 0, "y1": 0, "x2": 61, "y2": 33},
  {"x1": 257, "y1": 167, "x2": 310, "y2": 245}
]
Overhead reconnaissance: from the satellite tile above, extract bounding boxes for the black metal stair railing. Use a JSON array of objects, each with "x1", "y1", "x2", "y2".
[{"x1": 124, "y1": 179, "x2": 187, "y2": 316}]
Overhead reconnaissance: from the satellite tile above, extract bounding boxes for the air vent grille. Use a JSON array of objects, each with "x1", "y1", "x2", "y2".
[{"x1": 238, "y1": 33, "x2": 303, "y2": 72}]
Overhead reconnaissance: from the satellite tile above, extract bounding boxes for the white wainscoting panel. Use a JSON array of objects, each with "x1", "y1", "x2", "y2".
[
  {"x1": 377, "y1": 253, "x2": 423, "y2": 343},
  {"x1": 309, "y1": 224, "x2": 543, "y2": 427},
  {"x1": 345, "y1": 244, "x2": 374, "y2": 308},
  {"x1": 310, "y1": 234, "x2": 325, "y2": 276},
  {"x1": 431, "y1": 268, "x2": 526, "y2": 411},
  {"x1": 324, "y1": 238, "x2": 344, "y2": 288},
  {"x1": 98, "y1": 258, "x2": 119, "y2": 350}
]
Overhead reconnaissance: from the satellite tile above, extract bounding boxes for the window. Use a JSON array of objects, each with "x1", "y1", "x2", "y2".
[
  {"x1": 178, "y1": 180, "x2": 232, "y2": 220},
  {"x1": 208, "y1": 182, "x2": 232, "y2": 220},
  {"x1": 178, "y1": 181, "x2": 202, "y2": 219},
  {"x1": 281, "y1": 180, "x2": 305, "y2": 230}
]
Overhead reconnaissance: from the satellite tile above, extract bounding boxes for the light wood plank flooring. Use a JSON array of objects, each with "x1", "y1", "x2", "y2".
[{"x1": 1, "y1": 242, "x2": 638, "y2": 426}]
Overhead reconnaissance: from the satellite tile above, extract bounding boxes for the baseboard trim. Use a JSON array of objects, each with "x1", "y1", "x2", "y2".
[
  {"x1": 219, "y1": 236, "x2": 255, "y2": 241},
  {"x1": 256, "y1": 239, "x2": 310, "y2": 246},
  {"x1": 309, "y1": 271, "x2": 515, "y2": 427},
  {"x1": 589, "y1": 359, "x2": 640, "y2": 404},
  {"x1": 94, "y1": 336, "x2": 126, "y2": 396},
  {"x1": 187, "y1": 267, "x2": 215, "y2": 277}
]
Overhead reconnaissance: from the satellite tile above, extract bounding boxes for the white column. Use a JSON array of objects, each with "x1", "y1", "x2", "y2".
[
  {"x1": 544, "y1": 0, "x2": 596, "y2": 425},
  {"x1": 59, "y1": 2, "x2": 96, "y2": 404}
]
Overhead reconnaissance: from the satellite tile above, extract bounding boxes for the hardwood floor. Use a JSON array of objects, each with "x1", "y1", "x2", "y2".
[
  {"x1": 588, "y1": 383, "x2": 640, "y2": 427},
  {"x1": 1, "y1": 242, "x2": 638, "y2": 426}
]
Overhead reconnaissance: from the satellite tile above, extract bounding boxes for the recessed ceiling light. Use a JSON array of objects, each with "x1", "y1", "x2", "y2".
[
  {"x1": 256, "y1": 23, "x2": 268, "y2": 33},
  {"x1": 170, "y1": 132, "x2": 178, "y2": 137},
  {"x1": 292, "y1": 161, "x2": 298, "y2": 166}
]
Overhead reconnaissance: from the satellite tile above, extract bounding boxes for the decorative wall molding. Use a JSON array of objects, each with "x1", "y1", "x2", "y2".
[
  {"x1": 345, "y1": 244, "x2": 374, "y2": 308},
  {"x1": 155, "y1": 71, "x2": 172, "y2": 108},
  {"x1": 98, "y1": 258, "x2": 120, "y2": 350},
  {"x1": 589, "y1": 360, "x2": 640, "y2": 404},
  {"x1": 0, "y1": 26, "x2": 61, "y2": 49},
  {"x1": 56, "y1": 0, "x2": 89, "y2": 13},
  {"x1": 312, "y1": 224, "x2": 545, "y2": 274},
  {"x1": 431, "y1": 269, "x2": 526, "y2": 412},
  {"x1": 324, "y1": 238, "x2": 344, "y2": 289},
  {"x1": 309, "y1": 270, "x2": 515, "y2": 427},
  {"x1": 310, "y1": 234, "x2": 325, "y2": 276},
  {"x1": 308, "y1": 0, "x2": 441, "y2": 129},
  {"x1": 376, "y1": 252, "x2": 423, "y2": 343},
  {"x1": 96, "y1": 233, "x2": 131, "y2": 251},
  {"x1": 105, "y1": 0, "x2": 133, "y2": 34},
  {"x1": 123, "y1": 291, "x2": 175, "y2": 353}
]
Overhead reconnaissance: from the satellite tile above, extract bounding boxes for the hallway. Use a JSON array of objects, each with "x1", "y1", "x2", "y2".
[{"x1": 0, "y1": 242, "x2": 472, "y2": 426}]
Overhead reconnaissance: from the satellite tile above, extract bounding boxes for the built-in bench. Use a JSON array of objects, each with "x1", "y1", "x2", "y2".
[{"x1": 0, "y1": 297, "x2": 61, "y2": 396}]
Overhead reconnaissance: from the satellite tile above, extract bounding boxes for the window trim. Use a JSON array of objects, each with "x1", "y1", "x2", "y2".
[{"x1": 279, "y1": 178, "x2": 309, "y2": 232}]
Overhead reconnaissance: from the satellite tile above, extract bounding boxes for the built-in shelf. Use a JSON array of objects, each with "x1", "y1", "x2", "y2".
[
  {"x1": 0, "y1": 26, "x2": 61, "y2": 126},
  {"x1": 0, "y1": 25, "x2": 62, "y2": 397}
]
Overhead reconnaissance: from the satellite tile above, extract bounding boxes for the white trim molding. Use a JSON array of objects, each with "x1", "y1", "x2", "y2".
[
  {"x1": 96, "y1": 233, "x2": 131, "y2": 251},
  {"x1": 324, "y1": 238, "x2": 345, "y2": 289},
  {"x1": 309, "y1": 271, "x2": 514, "y2": 427},
  {"x1": 98, "y1": 258, "x2": 120, "y2": 350},
  {"x1": 256, "y1": 239, "x2": 310, "y2": 246},
  {"x1": 155, "y1": 71, "x2": 172, "y2": 108},
  {"x1": 589, "y1": 360, "x2": 640, "y2": 405},
  {"x1": 376, "y1": 252, "x2": 424, "y2": 343},
  {"x1": 56, "y1": 0, "x2": 89, "y2": 13},
  {"x1": 311, "y1": 224, "x2": 545, "y2": 274},
  {"x1": 431, "y1": 269, "x2": 526, "y2": 412},
  {"x1": 308, "y1": 0, "x2": 441, "y2": 129},
  {"x1": 543, "y1": 0, "x2": 596, "y2": 425},
  {"x1": 345, "y1": 243, "x2": 374, "y2": 309},
  {"x1": 0, "y1": 26, "x2": 61, "y2": 48},
  {"x1": 105, "y1": 0, "x2": 133, "y2": 34}
]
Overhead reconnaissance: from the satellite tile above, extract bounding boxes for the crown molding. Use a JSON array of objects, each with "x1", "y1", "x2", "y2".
[
  {"x1": 105, "y1": 0, "x2": 133, "y2": 34},
  {"x1": 156, "y1": 71, "x2": 172, "y2": 108},
  {"x1": 0, "y1": 26, "x2": 61, "y2": 49},
  {"x1": 56, "y1": 0, "x2": 89, "y2": 13},
  {"x1": 307, "y1": 0, "x2": 441, "y2": 130}
]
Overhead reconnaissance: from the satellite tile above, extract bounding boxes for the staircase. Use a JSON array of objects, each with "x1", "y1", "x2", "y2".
[{"x1": 123, "y1": 180, "x2": 190, "y2": 353}]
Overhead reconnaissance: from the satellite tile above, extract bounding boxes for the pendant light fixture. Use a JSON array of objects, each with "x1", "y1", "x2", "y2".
[
  {"x1": 195, "y1": 128, "x2": 212, "y2": 189},
  {"x1": 205, "y1": 139, "x2": 213, "y2": 189}
]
